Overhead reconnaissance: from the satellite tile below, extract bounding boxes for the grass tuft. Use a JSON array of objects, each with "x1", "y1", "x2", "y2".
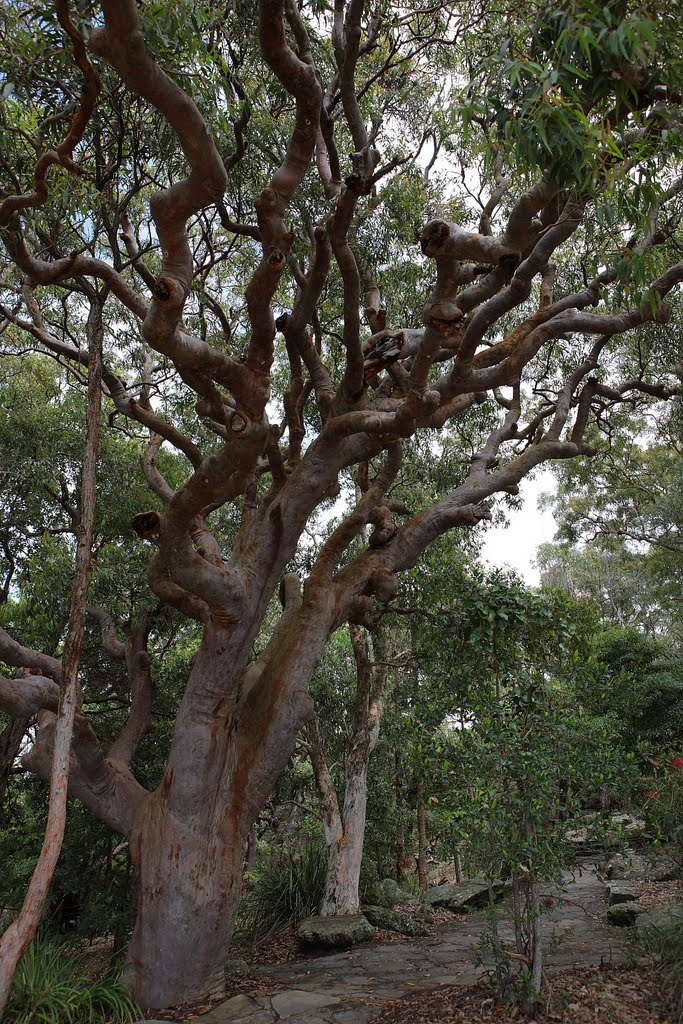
[
  {"x1": 237, "y1": 842, "x2": 327, "y2": 940},
  {"x1": 5, "y1": 937, "x2": 139, "y2": 1024}
]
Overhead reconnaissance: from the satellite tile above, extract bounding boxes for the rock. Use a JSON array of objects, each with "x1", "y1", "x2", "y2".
[
  {"x1": 567, "y1": 813, "x2": 647, "y2": 849},
  {"x1": 297, "y1": 913, "x2": 375, "y2": 949},
  {"x1": 605, "y1": 880, "x2": 638, "y2": 905},
  {"x1": 224, "y1": 958, "x2": 250, "y2": 973},
  {"x1": 198, "y1": 994, "x2": 264, "y2": 1022},
  {"x1": 426, "y1": 878, "x2": 508, "y2": 912},
  {"x1": 377, "y1": 878, "x2": 419, "y2": 907},
  {"x1": 363, "y1": 905, "x2": 429, "y2": 936},
  {"x1": 608, "y1": 813, "x2": 647, "y2": 838},
  {"x1": 566, "y1": 827, "x2": 589, "y2": 845},
  {"x1": 607, "y1": 901, "x2": 645, "y2": 926},
  {"x1": 271, "y1": 989, "x2": 341, "y2": 1017},
  {"x1": 635, "y1": 902, "x2": 683, "y2": 936},
  {"x1": 606, "y1": 849, "x2": 679, "y2": 882}
]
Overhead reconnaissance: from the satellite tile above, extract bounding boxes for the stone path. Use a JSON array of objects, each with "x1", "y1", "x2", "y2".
[{"x1": 194, "y1": 864, "x2": 623, "y2": 1024}]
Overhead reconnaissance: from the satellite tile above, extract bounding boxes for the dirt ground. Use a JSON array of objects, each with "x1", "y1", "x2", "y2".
[{"x1": 375, "y1": 964, "x2": 673, "y2": 1024}]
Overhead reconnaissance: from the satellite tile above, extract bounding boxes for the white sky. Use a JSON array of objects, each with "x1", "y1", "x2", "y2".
[{"x1": 480, "y1": 468, "x2": 558, "y2": 586}]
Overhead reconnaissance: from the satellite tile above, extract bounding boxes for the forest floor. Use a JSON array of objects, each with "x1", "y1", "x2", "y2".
[{"x1": 142, "y1": 864, "x2": 681, "y2": 1024}]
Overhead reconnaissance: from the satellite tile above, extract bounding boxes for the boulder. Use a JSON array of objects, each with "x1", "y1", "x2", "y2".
[
  {"x1": 297, "y1": 914, "x2": 375, "y2": 949},
  {"x1": 608, "y1": 813, "x2": 647, "y2": 838},
  {"x1": 634, "y1": 902, "x2": 683, "y2": 936},
  {"x1": 606, "y1": 850, "x2": 679, "y2": 882},
  {"x1": 605, "y1": 880, "x2": 638, "y2": 905},
  {"x1": 377, "y1": 878, "x2": 419, "y2": 907},
  {"x1": 363, "y1": 905, "x2": 429, "y2": 936},
  {"x1": 567, "y1": 814, "x2": 647, "y2": 849},
  {"x1": 607, "y1": 901, "x2": 646, "y2": 927},
  {"x1": 426, "y1": 878, "x2": 507, "y2": 912},
  {"x1": 565, "y1": 827, "x2": 589, "y2": 846},
  {"x1": 224, "y1": 958, "x2": 250, "y2": 973}
]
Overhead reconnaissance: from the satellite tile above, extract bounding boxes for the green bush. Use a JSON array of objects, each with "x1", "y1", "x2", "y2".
[
  {"x1": 641, "y1": 757, "x2": 683, "y2": 861},
  {"x1": 5, "y1": 938, "x2": 138, "y2": 1024},
  {"x1": 237, "y1": 841, "x2": 327, "y2": 940}
]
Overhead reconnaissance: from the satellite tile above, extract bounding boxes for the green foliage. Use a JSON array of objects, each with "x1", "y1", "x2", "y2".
[
  {"x1": 462, "y1": 0, "x2": 683, "y2": 196},
  {"x1": 447, "y1": 664, "x2": 633, "y2": 1011},
  {"x1": 580, "y1": 626, "x2": 683, "y2": 746},
  {"x1": 639, "y1": 757, "x2": 683, "y2": 861},
  {"x1": 0, "y1": 782, "x2": 136, "y2": 946},
  {"x1": 5, "y1": 938, "x2": 138, "y2": 1024}
]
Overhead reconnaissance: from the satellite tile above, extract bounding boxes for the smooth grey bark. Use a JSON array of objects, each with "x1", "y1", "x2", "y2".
[{"x1": 309, "y1": 626, "x2": 387, "y2": 917}]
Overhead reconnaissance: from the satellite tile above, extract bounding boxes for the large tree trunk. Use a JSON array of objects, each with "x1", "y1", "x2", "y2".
[
  {"x1": 125, "y1": 783, "x2": 249, "y2": 1006},
  {"x1": 120, "y1": 599, "x2": 330, "y2": 1007}
]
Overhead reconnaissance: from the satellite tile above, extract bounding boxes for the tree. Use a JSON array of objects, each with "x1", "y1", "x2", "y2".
[
  {"x1": 1, "y1": 0, "x2": 683, "y2": 1009},
  {"x1": 307, "y1": 624, "x2": 388, "y2": 916},
  {"x1": 539, "y1": 402, "x2": 683, "y2": 638},
  {"x1": 536, "y1": 540, "x2": 667, "y2": 632},
  {"x1": 583, "y1": 625, "x2": 683, "y2": 746}
]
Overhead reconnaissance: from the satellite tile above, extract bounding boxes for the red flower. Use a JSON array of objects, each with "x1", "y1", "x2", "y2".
[
  {"x1": 672, "y1": 759, "x2": 683, "y2": 768},
  {"x1": 646, "y1": 789, "x2": 660, "y2": 799}
]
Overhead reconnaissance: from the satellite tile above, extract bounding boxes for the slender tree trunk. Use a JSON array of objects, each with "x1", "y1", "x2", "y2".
[
  {"x1": 245, "y1": 827, "x2": 259, "y2": 872},
  {"x1": 309, "y1": 625, "x2": 387, "y2": 917},
  {"x1": 317, "y1": 763, "x2": 370, "y2": 915},
  {"x1": 416, "y1": 778, "x2": 428, "y2": 898},
  {"x1": 395, "y1": 748, "x2": 405, "y2": 883},
  {"x1": 453, "y1": 843, "x2": 463, "y2": 884},
  {"x1": 0, "y1": 302, "x2": 102, "y2": 1015},
  {"x1": 521, "y1": 879, "x2": 543, "y2": 1017}
]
